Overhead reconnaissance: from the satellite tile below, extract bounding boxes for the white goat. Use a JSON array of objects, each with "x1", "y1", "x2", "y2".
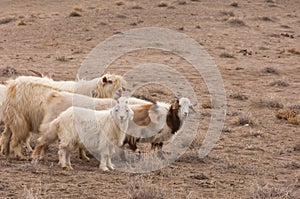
[{"x1": 50, "y1": 97, "x2": 133, "y2": 170}]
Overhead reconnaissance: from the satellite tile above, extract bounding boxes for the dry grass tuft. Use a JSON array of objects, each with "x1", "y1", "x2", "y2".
[
  {"x1": 287, "y1": 48, "x2": 300, "y2": 55},
  {"x1": 69, "y1": 11, "x2": 82, "y2": 17},
  {"x1": 158, "y1": 2, "x2": 168, "y2": 7},
  {"x1": 0, "y1": 16, "x2": 15, "y2": 24},
  {"x1": 127, "y1": 176, "x2": 164, "y2": 199},
  {"x1": 253, "y1": 99, "x2": 283, "y2": 109},
  {"x1": 262, "y1": 66, "x2": 279, "y2": 75},
  {"x1": 229, "y1": 93, "x2": 248, "y2": 101},
  {"x1": 235, "y1": 114, "x2": 256, "y2": 126},
  {"x1": 55, "y1": 56, "x2": 68, "y2": 62},
  {"x1": 230, "y1": 2, "x2": 239, "y2": 7},
  {"x1": 259, "y1": 16, "x2": 273, "y2": 21},
  {"x1": 276, "y1": 108, "x2": 300, "y2": 125},
  {"x1": 202, "y1": 100, "x2": 212, "y2": 109},
  {"x1": 115, "y1": 1, "x2": 124, "y2": 6},
  {"x1": 252, "y1": 183, "x2": 297, "y2": 199},
  {"x1": 269, "y1": 80, "x2": 289, "y2": 87},
  {"x1": 276, "y1": 109, "x2": 297, "y2": 120},
  {"x1": 220, "y1": 52, "x2": 235, "y2": 58},
  {"x1": 17, "y1": 20, "x2": 26, "y2": 26},
  {"x1": 221, "y1": 11, "x2": 235, "y2": 17},
  {"x1": 131, "y1": 5, "x2": 143, "y2": 9},
  {"x1": 227, "y1": 18, "x2": 246, "y2": 26}
]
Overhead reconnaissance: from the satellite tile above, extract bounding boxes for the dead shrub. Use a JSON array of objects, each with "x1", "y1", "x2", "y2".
[
  {"x1": 262, "y1": 66, "x2": 279, "y2": 75},
  {"x1": 276, "y1": 109, "x2": 297, "y2": 120},
  {"x1": 253, "y1": 99, "x2": 283, "y2": 109},
  {"x1": 220, "y1": 52, "x2": 235, "y2": 58},
  {"x1": 202, "y1": 100, "x2": 212, "y2": 109},
  {"x1": 269, "y1": 80, "x2": 289, "y2": 87},
  {"x1": 229, "y1": 93, "x2": 248, "y2": 100},
  {"x1": 230, "y1": 2, "x2": 238, "y2": 7},
  {"x1": 235, "y1": 114, "x2": 256, "y2": 126},
  {"x1": 127, "y1": 176, "x2": 164, "y2": 199},
  {"x1": 69, "y1": 11, "x2": 81, "y2": 17},
  {"x1": 287, "y1": 48, "x2": 300, "y2": 55},
  {"x1": 158, "y1": 2, "x2": 168, "y2": 7},
  {"x1": 252, "y1": 183, "x2": 297, "y2": 199},
  {"x1": 0, "y1": 17, "x2": 15, "y2": 25},
  {"x1": 228, "y1": 18, "x2": 246, "y2": 26}
]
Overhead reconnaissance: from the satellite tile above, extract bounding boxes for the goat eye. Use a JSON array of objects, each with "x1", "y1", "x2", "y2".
[
  {"x1": 178, "y1": 105, "x2": 181, "y2": 108},
  {"x1": 115, "y1": 109, "x2": 119, "y2": 112},
  {"x1": 126, "y1": 109, "x2": 129, "y2": 112}
]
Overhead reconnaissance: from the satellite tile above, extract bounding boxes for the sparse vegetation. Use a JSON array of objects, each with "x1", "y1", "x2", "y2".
[
  {"x1": 253, "y1": 99, "x2": 283, "y2": 109},
  {"x1": 220, "y1": 52, "x2": 235, "y2": 58},
  {"x1": 220, "y1": 11, "x2": 235, "y2": 17},
  {"x1": 131, "y1": 5, "x2": 143, "y2": 9},
  {"x1": 127, "y1": 176, "x2": 165, "y2": 199},
  {"x1": 229, "y1": 93, "x2": 248, "y2": 100},
  {"x1": 0, "y1": 16, "x2": 15, "y2": 24},
  {"x1": 158, "y1": 2, "x2": 168, "y2": 7},
  {"x1": 69, "y1": 11, "x2": 81, "y2": 17},
  {"x1": 230, "y1": 2, "x2": 238, "y2": 7},
  {"x1": 55, "y1": 56, "x2": 68, "y2": 62},
  {"x1": 252, "y1": 183, "x2": 297, "y2": 199},
  {"x1": 287, "y1": 48, "x2": 300, "y2": 55},
  {"x1": 259, "y1": 16, "x2": 273, "y2": 21},
  {"x1": 269, "y1": 80, "x2": 289, "y2": 87},
  {"x1": 235, "y1": 114, "x2": 256, "y2": 126},
  {"x1": 262, "y1": 66, "x2": 279, "y2": 75},
  {"x1": 227, "y1": 18, "x2": 246, "y2": 26}
]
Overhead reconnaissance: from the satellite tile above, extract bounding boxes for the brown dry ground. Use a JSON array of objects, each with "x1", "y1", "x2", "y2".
[{"x1": 0, "y1": 0, "x2": 300, "y2": 198}]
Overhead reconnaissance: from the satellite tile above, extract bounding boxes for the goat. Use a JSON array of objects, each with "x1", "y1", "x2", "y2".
[
  {"x1": 123, "y1": 97, "x2": 194, "y2": 151},
  {"x1": 50, "y1": 97, "x2": 133, "y2": 170}
]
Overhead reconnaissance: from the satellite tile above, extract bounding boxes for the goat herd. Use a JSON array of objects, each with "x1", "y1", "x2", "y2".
[{"x1": 0, "y1": 74, "x2": 194, "y2": 171}]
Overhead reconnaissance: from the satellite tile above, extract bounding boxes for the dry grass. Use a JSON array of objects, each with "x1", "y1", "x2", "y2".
[
  {"x1": 17, "y1": 20, "x2": 26, "y2": 26},
  {"x1": 253, "y1": 99, "x2": 283, "y2": 109},
  {"x1": 234, "y1": 114, "x2": 256, "y2": 126},
  {"x1": 287, "y1": 48, "x2": 300, "y2": 55},
  {"x1": 229, "y1": 93, "x2": 248, "y2": 101},
  {"x1": 127, "y1": 176, "x2": 165, "y2": 199},
  {"x1": 262, "y1": 66, "x2": 279, "y2": 75},
  {"x1": 220, "y1": 11, "x2": 235, "y2": 17},
  {"x1": 276, "y1": 109, "x2": 297, "y2": 120},
  {"x1": 229, "y1": 2, "x2": 238, "y2": 7},
  {"x1": 55, "y1": 56, "x2": 68, "y2": 62},
  {"x1": 259, "y1": 16, "x2": 273, "y2": 21},
  {"x1": 276, "y1": 108, "x2": 300, "y2": 125},
  {"x1": 158, "y1": 2, "x2": 168, "y2": 7},
  {"x1": 220, "y1": 52, "x2": 235, "y2": 58},
  {"x1": 227, "y1": 18, "x2": 246, "y2": 26},
  {"x1": 69, "y1": 11, "x2": 81, "y2": 17},
  {"x1": 131, "y1": 5, "x2": 143, "y2": 9},
  {"x1": 251, "y1": 183, "x2": 297, "y2": 199},
  {"x1": 269, "y1": 80, "x2": 289, "y2": 87},
  {"x1": 0, "y1": 16, "x2": 15, "y2": 24}
]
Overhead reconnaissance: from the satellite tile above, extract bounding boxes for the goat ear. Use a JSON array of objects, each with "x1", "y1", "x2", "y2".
[{"x1": 102, "y1": 76, "x2": 108, "y2": 83}]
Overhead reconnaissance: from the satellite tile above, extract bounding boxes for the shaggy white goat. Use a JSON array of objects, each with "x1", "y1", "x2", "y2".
[{"x1": 51, "y1": 97, "x2": 133, "y2": 170}]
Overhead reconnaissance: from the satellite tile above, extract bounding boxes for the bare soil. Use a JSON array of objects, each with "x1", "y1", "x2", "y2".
[{"x1": 0, "y1": 0, "x2": 299, "y2": 198}]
